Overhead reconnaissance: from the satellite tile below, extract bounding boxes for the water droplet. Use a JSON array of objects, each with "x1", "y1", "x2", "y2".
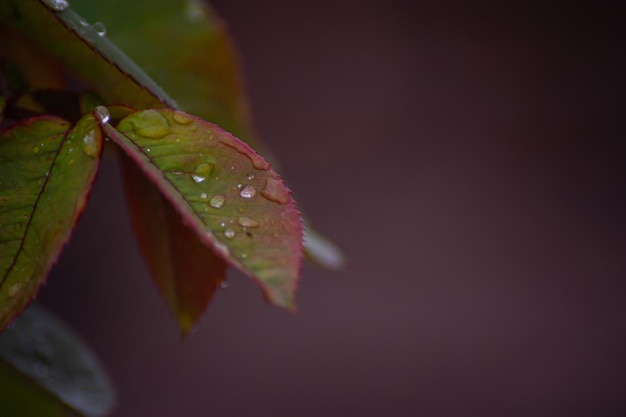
[
  {"x1": 200, "y1": 193, "x2": 208, "y2": 199},
  {"x1": 261, "y1": 177, "x2": 290, "y2": 204},
  {"x1": 220, "y1": 222, "x2": 226, "y2": 228},
  {"x1": 238, "y1": 217, "x2": 259, "y2": 228},
  {"x1": 223, "y1": 228, "x2": 236, "y2": 239},
  {"x1": 172, "y1": 112, "x2": 193, "y2": 125},
  {"x1": 32, "y1": 146, "x2": 40, "y2": 154},
  {"x1": 135, "y1": 110, "x2": 170, "y2": 138},
  {"x1": 239, "y1": 185, "x2": 256, "y2": 199},
  {"x1": 7, "y1": 283, "x2": 20, "y2": 298},
  {"x1": 43, "y1": 0, "x2": 69, "y2": 12},
  {"x1": 44, "y1": 170, "x2": 50, "y2": 177},
  {"x1": 241, "y1": 253, "x2": 248, "y2": 259},
  {"x1": 247, "y1": 173, "x2": 256, "y2": 180},
  {"x1": 92, "y1": 22, "x2": 106, "y2": 37},
  {"x1": 94, "y1": 106, "x2": 110, "y2": 124},
  {"x1": 146, "y1": 148, "x2": 152, "y2": 153},
  {"x1": 192, "y1": 175, "x2": 205, "y2": 183},
  {"x1": 209, "y1": 194, "x2": 225, "y2": 209},
  {"x1": 194, "y1": 162, "x2": 213, "y2": 178},
  {"x1": 237, "y1": 183, "x2": 243, "y2": 189},
  {"x1": 82, "y1": 130, "x2": 99, "y2": 157}
]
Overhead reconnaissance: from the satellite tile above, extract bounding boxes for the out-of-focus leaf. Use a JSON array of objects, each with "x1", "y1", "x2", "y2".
[
  {"x1": 0, "y1": 304, "x2": 115, "y2": 417},
  {"x1": 0, "y1": 0, "x2": 172, "y2": 109},
  {"x1": 70, "y1": 0, "x2": 253, "y2": 141},
  {"x1": 120, "y1": 153, "x2": 227, "y2": 333},
  {"x1": 0, "y1": 114, "x2": 102, "y2": 330},
  {"x1": 103, "y1": 109, "x2": 303, "y2": 310}
]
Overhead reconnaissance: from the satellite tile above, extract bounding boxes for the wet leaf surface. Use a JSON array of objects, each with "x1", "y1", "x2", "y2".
[
  {"x1": 0, "y1": 304, "x2": 115, "y2": 417},
  {"x1": 103, "y1": 108, "x2": 303, "y2": 310},
  {"x1": 0, "y1": 114, "x2": 101, "y2": 330},
  {"x1": 120, "y1": 153, "x2": 227, "y2": 333}
]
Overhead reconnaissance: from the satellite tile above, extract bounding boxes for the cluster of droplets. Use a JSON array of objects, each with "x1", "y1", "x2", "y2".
[{"x1": 43, "y1": 0, "x2": 107, "y2": 37}]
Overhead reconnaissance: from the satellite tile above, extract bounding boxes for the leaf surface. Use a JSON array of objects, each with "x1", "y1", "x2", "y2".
[
  {"x1": 103, "y1": 109, "x2": 303, "y2": 310},
  {"x1": 120, "y1": 153, "x2": 227, "y2": 333},
  {"x1": 0, "y1": 304, "x2": 115, "y2": 417},
  {"x1": 0, "y1": 114, "x2": 102, "y2": 330}
]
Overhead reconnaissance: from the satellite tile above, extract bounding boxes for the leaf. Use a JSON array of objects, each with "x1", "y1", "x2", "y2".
[
  {"x1": 0, "y1": 0, "x2": 171, "y2": 109},
  {"x1": 102, "y1": 108, "x2": 303, "y2": 310},
  {"x1": 0, "y1": 304, "x2": 115, "y2": 417},
  {"x1": 0, "y1": 114, "x2": 102, "y2": 330},
  {"x1": 67, "y1": 0, "x2": 346, "y2": 270},
  {"x1": 120, "y1": 152, "x2": 227, "y2": 333}
]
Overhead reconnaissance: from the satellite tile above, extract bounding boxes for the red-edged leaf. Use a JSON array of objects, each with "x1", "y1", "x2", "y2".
[
  {"x1": 0, "y1": 114, "x2": 102, "y2": 330},
  {"x1": 102, "y1": 108, "x2": 302, "y2": 312},
  {"x1": 120, "y1": 153, "x2": 226, "y2": 333}
]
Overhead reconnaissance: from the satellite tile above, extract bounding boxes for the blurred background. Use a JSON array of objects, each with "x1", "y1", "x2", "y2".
[{"x1": 40, "y1": 1, "x2": 626, "y2": 416}]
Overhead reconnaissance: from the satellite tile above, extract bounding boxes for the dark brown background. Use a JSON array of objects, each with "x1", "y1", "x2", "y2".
[{"x1": 40, "y1": 1, "x2": 626, "y2": 416}]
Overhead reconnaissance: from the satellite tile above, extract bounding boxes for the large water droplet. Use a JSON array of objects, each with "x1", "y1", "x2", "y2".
[
  {"x1": 7, "y1": 283, "x2": 20, "y2": 298},
  {"x1": 135, "y1": 110, "x2": 170, "y2": 139},
  {"x1": 261, "y1": 177, "x2": 290, "y2": 204},
  {"x1": 94, "y1": 106, "x2": 110, "y2": 124},
  {"x1": 239, "y1": 185, "x2": 256, "y2": 199},
  {"x1": 43, "y1": 0, "x2": 69, "y2": 12},
  {"x1": 82, "y1": 130, "x2": 99, "y2": 157},
  {"x1": 223, "y1": 228, "x2": 236, "y2": 239},
  {"x1": 238, "y1": 217, "x2": 259, "y2": 228},
  {"x1": 209, "y1": 194, "x2": 225, "y2": 209},
  {"x1": 172, "y1": 112, "x2": 193, "y2": 125},
  {"x1": 92, "y1": 22, "x2": 106, "y2": 37}
]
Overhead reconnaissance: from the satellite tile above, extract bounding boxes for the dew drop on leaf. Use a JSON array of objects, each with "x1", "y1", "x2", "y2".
[
  {"x1": 239, "y1": 184, "x2": 256, "y2": 199},
  {"x1": 7, "y1": 283, "x2": 21, "y2": 298},
  {"x1": 260, "y1": 177, "x2": 290, "y2": 204},
  {"x1": 42, "y1": 0, "x2": 69, "y2": 12},
  {"x1": 209, "y1": 194, "x2": 225, "y2": 209},
  {"x1": 172, "y1": 112, "x2": 193, "y2": 125},
  {"x1": 194, "y1": 162, "x2": 213, "y2": 177},
  {"x1": 238, "y1": 217, "x2": 260, "y2": 228},
  {"x1": 95, "y1": 106, "x2": 110, "y2": 124},
  {"x1": 135, "y1": 110, "x2": 170, "y2": 138},
  {"x1": 92, "y1": 22, "x2": 107, "y2": 37},
  {"x1": 223, "y1": 228, "x2": 236, "y2": 239},
  {"x1": 82, "y1": 130, "x2": 98, "y2": 157},
  {"x1": 32, "y1": 146, "x2": 40, "y2": 154},
  {"x1": 191, "y1": 175, "x2": 205, "y2": 183},
  {"x1": 200, "y1": 193, "x2": 208, "y2": 199}
]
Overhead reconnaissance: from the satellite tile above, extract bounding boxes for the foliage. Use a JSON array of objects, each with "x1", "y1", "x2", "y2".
[{"x1": 0, "y1": 0, "x2": 343, "y2": 414}]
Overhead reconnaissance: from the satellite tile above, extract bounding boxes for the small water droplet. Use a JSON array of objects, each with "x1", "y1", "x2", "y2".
[
  {"x1": 238, "y1": 217, "x2": 260, "y2": 228},
  {"x1": 94, "y1": 106, "x2": 110, "y2": 124},
  {"x1": 43, "y1": 0, "x2": 69, "y2": 12},
  {"x1": 247, "y1": 173, "x2": 256, "y2": 180},
  {"x1": 261, "y1": 177, "x2": 290, "y2": 204},
  {"x1": 209, "y1": 194, "x2": 225, "y2": 209},
  {"x1": 194, "y1": 162, "x2": 213, "y2": 178},
  {"x1": 223, "y1": 228, "x2": 236, "y2": 239},
  {"x1": 135, "y1": 110, "x2": 171, "y2": 139},
  {"x1": 200, "y1": 193, "x2": 208, "y2": 199},
  {"x1": 82, "y1": 130, "x2": 99, "y2": 157},
  {"x1": 239, "y1": 185, "x2": 256, "y2": 199},
  {"x1": 44, "y1": 170, "x2": 50, "y2": 177},
  {"x1": 192, "y1": 175, "x2": 205, "y2": 183},
  {"x1": 237, "y1": 183, "x2": 243, "y2": 189},
  {"x1": 146, "y1": 148, "x2": 152, "y2": 153},
  {"x1": 220, "y1": 222, "x2": 226, "y2": 228},
  {"x1": 172, "y1": 112, "x2": 193, "y2": 125},
  {"x1": 92, "y1": 22, "x2": 106, "y2": 37},
  {"x1": 220, "y1": 280, "x2": 230, "y2": 289},
  {"x1": 241, "y1": 253, "x2": 248, "y2": 259},
  {"x1": 32, "y1": 146, "x2": 40, "y2": 154},
  {"x1": 7, "y1": 283, "x2": 20, "y2": 298}
]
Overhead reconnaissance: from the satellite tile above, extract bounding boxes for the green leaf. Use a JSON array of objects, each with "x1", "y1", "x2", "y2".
[
  {"x1": 103, "y1": 108, "x2": 303, "y2": 310},
  {"x1": 120, "y1": 153, "x2": 227, "y2": 333},
  {"x1": 0, "y1": 114, "x2": 102, "y2": 330},
  {"x1": 0, "y1": 0, "x2": 172, "y2": 109},
  {"x1": 0, "y1": 304, "x2": 115, "y2": 417}
]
